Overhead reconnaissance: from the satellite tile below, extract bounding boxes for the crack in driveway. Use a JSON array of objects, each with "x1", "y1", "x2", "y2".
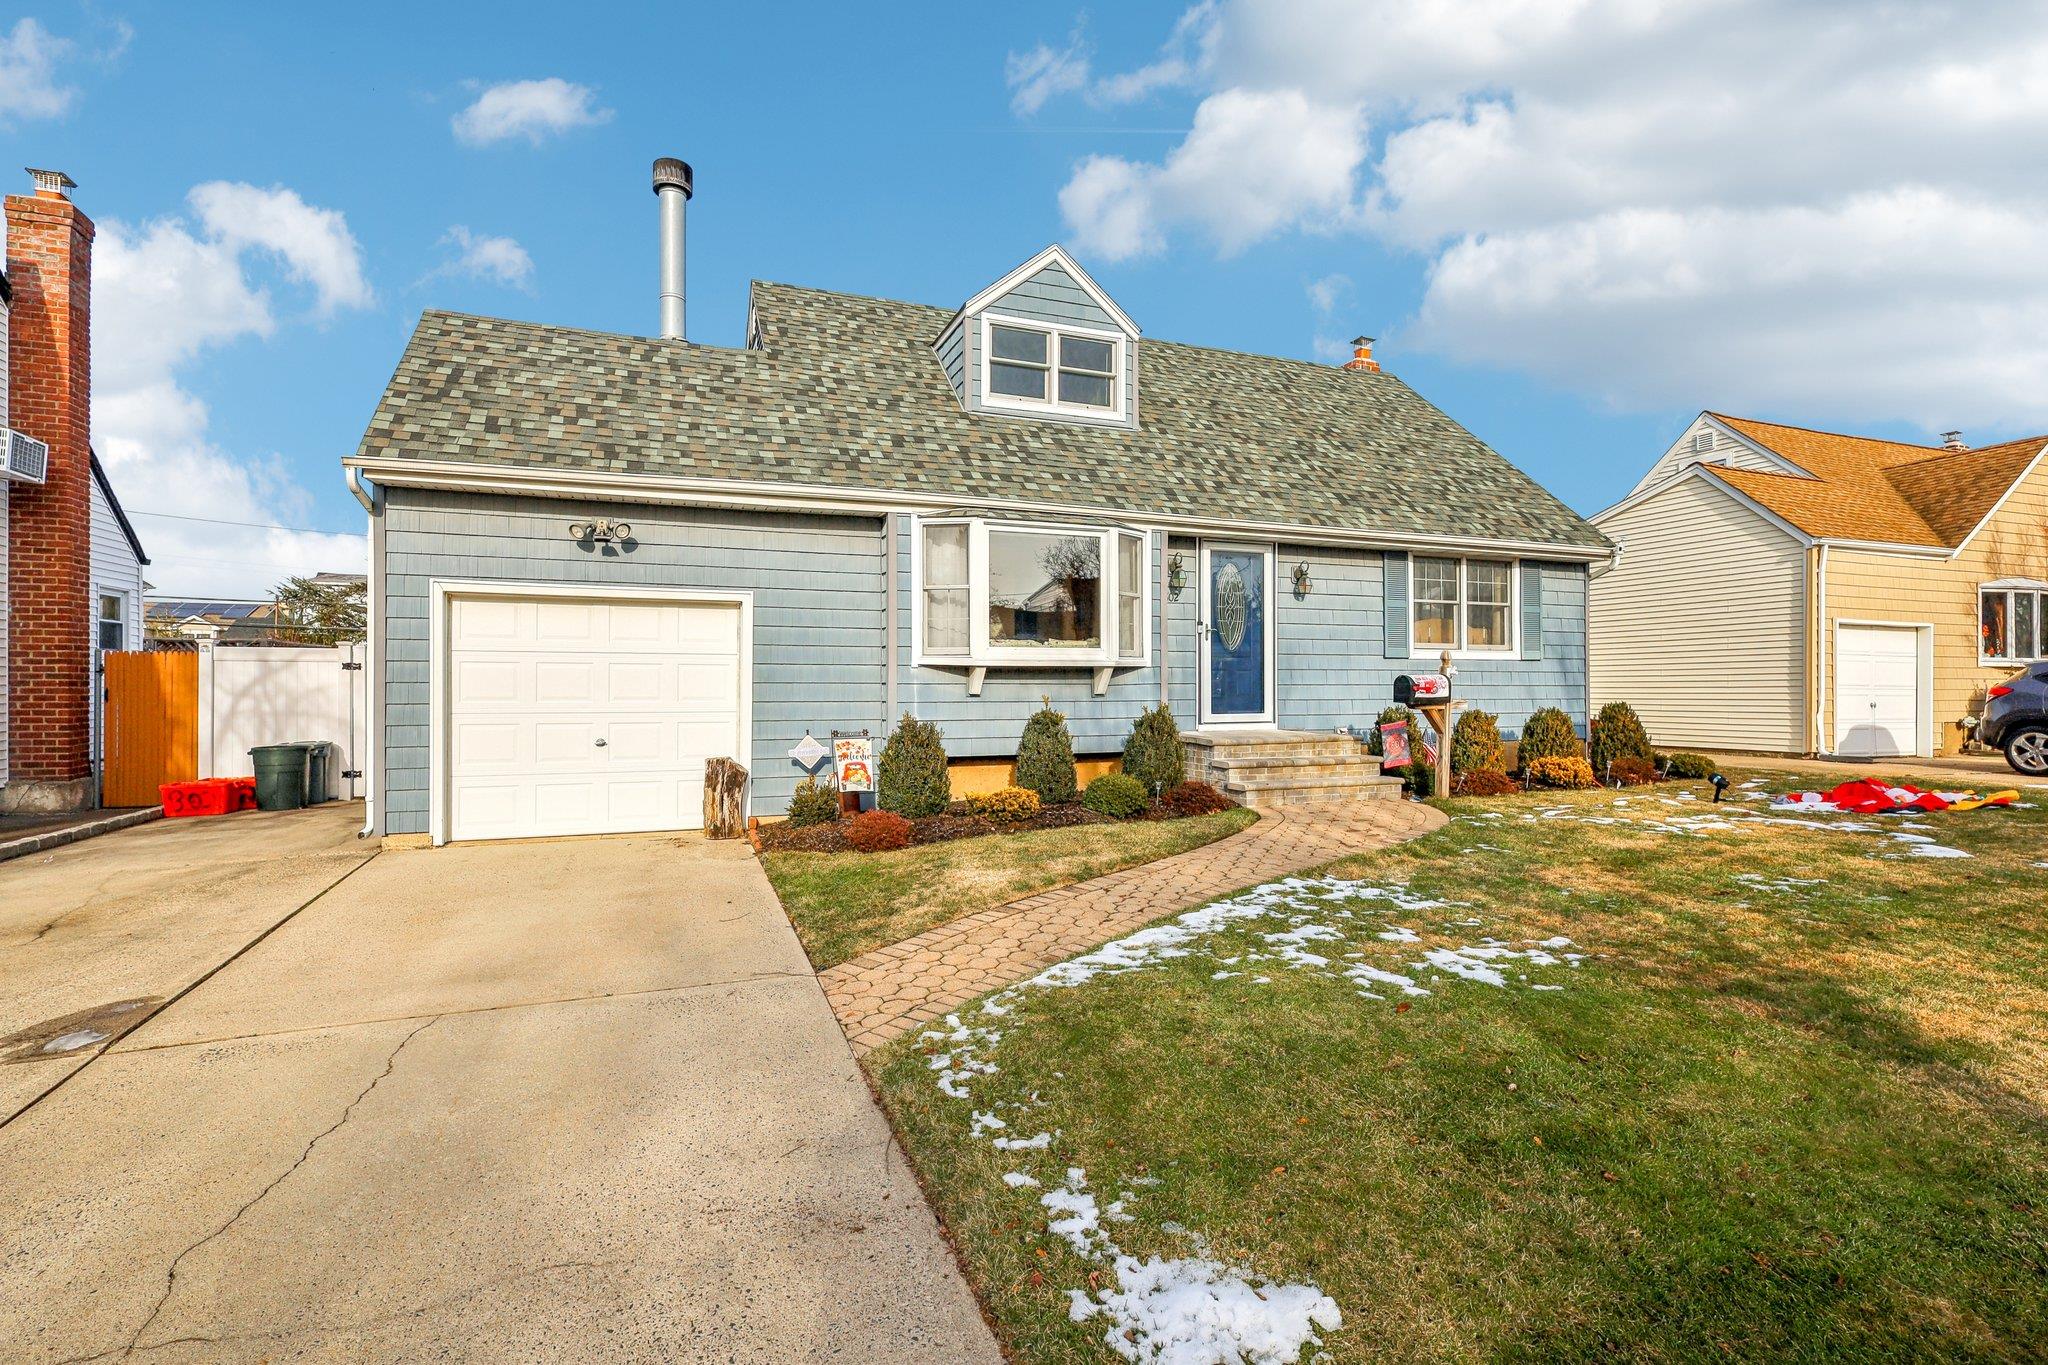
[{"x1": 76, "y1": 1015, "x2": 444, "y2": 1364}]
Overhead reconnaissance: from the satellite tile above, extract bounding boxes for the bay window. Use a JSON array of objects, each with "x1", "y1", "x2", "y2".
[
  {"x1": 917, "y1": 518, "x2": 1148, "y2": 666},
  {"x1": 1981, "y1": 583, "x2": 2047, "y2": 663},
  {"x1": 1412, "y1": 556, "x2": 1517, "y2": 655},
  {"x1": 982, "y1": 316, "x2": 1124, "y2": 419}
]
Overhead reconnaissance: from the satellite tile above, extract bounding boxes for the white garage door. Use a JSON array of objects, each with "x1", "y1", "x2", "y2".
[
  {"x1": 445, "y1": 594, "x2": 743, "y2": 842},
  {"x1": 1835, "y1": 625, "x2": 1921, "y2": 758}
]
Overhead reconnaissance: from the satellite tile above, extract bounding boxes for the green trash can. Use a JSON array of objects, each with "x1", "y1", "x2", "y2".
[
  {"x1": 250, "y1": 743, "x2": 311, "y2": 811},
  {"x1": 299, "y1": 741, "x2": 332, "y2": 805}
]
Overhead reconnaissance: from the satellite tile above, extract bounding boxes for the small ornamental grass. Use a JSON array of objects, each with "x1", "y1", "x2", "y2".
[
  {"x1": 966, "y1": 785, "x2": 1042, "y2": 823},
  {"x1": 1516, "y1": 707, "x2": 1581, "y2": 766},
  {"x1": 1525, "y1": 754, "x2": 1598, "y2": 789},
  {"x1": 1664, "y1": 751, "x2": 1719, "y2": 780},
  {"x1": 1121, "y1": 705, "x2": 1186, "y2": 796},
  {"x1": 1589, "y1": 700, "x2": 1656, "y2": 773},
  {"x1": 1014, "y1": 702, "x2": 1078, "y2": 805},
  {"x1": 844, "y1": 809, "x2": 912, "y2": 852},
  {"x1": 878, "y1": 713, "x2": 951, "y2": 819},
  {"x1": 784, "y1": 775, "x2": 840, "y2": 827},
  {"x1": 1081, "y1": 771, "x2": 1149, "y2": 818}
]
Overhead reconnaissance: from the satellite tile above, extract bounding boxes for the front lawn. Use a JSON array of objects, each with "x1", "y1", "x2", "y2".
[
  {"x1": 766, "y1": 807, "x2": 1256, "y2": 969},
  {"x1": 874, "y1": 773, "x2": 2048, "y2": 1362}
]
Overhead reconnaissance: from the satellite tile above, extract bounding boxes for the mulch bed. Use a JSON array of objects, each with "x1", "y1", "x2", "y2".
[{"x1": 757, "y1": 799, "x2": 1202, "y2": 854}]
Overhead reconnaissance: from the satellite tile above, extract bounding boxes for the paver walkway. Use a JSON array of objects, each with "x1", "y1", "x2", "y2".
[{"x1": 822, "y1": 798, "x2": 1446, "y2": 1053}]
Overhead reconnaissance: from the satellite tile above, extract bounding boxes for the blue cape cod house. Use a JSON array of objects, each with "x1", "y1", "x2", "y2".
[{"x1": 346, "y1": 162, "x2": 1607, "y2": 845}]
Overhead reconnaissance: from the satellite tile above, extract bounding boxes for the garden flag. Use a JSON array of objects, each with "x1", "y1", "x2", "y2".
[{"x1": 1379, "y1": 720, "x2": 1411, "y2": 769}]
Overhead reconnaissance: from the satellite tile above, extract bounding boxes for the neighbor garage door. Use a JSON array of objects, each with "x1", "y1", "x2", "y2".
[
  {"x1": 1834, "y1": 624, "x2": 1921, "y2": 758},
  {"x1": 445, "y1": 594, "x2": 743, "y2": 842}
]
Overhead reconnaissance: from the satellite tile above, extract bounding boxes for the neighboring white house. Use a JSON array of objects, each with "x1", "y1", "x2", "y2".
[{"x1": 88, "y1": 453, "x2": 150, "y2": 789}]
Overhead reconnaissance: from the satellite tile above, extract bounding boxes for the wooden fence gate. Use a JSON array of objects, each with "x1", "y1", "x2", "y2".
[{"x1": 102, "y1": 651, "x2": 198, "y2": 807}]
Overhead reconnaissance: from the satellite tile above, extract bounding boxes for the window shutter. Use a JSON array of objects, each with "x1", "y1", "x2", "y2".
[
  {"x1": 1520, "y1": 561, "x2": 1544, "y2": 660},
  {"x1": 1383, "y1": 551, "x2": 1409, "y2": 659}
]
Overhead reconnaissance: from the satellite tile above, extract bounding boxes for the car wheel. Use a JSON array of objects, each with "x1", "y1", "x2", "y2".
[{"x1": 2005, "y1": 725, "x2": 2048, "y2": 776}]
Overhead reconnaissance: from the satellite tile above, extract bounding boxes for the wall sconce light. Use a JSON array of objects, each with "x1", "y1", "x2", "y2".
[
  {"x1": 570, "y1": 518, "x2": 632, "y2": 544},
  {"x1": 1290, "y1": 561, "x2": 1312, "y2": 597},
  {"x1": 1167, "y1": 552, "x2": 1187, "y2": 600}
]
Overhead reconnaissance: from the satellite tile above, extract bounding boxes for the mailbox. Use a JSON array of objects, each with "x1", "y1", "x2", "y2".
[{"x1": 1395, "y1": 672, "x2": 1451, "y2": 706}]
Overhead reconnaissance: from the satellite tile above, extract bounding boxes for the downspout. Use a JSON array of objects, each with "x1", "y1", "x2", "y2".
[
  {"x1": 347, "y1": 466, "x2": 380, "y2": 839},
  {"x1": 1811, "y1": 542, "x2": 1830, "y2": 757},
  {"x1": 883, "y1": 513, "x2": 898, "y2": 732}
]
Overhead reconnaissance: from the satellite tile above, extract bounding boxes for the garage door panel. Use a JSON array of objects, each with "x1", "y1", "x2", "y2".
[
  {"x1": 446, "y1": 595, "x2": 744, "y2": 842},
  {"x1": 1836, "y1": 625, "x2": 1921, "y2": 757}
]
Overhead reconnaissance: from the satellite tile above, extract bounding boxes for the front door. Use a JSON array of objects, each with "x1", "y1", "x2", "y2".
[{"x1": 1199, "y1": 543, "x2": 1273, "y2": 726}]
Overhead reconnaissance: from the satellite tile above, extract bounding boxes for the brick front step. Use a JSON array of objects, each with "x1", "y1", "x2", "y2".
[{"x1": 1221, "y1": 772, "x2": 1405, "y2": 808}]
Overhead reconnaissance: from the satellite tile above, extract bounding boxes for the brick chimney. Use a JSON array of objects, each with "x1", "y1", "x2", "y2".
[
  {"x1": 1342, "y1": 335, "x2": 1381, "y2": 373},
  {"x1": 3, "y1": 168, "x2": 96, "y2": 813}
]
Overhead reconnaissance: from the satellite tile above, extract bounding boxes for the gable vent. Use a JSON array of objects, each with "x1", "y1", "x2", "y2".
[
  {"x1": 5, "y1": 429, "x2": 49, "y2": 484},
  {"x1": 1690, "y1": 430, "x2": 1717, "y2": 454}
]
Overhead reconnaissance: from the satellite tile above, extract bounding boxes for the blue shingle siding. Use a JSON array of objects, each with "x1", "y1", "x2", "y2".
[
  {"x1": 935, "y1": 317, "x2": 966, "y2": 401},
  {"x1": 379, "y1": 487, "x2": 887, "y2": 835},
  {"x1": 1438, "y1": 564, "x2": 1589, "y2": 739}
]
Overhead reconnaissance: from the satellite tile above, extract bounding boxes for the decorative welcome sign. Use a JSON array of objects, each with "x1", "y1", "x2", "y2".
[
  {"x1": 788, "y1": 732, "x2": 830, "y2": 771},
  {"x1": 832, "y1": 731, "x2": 876, "y2": 793}
]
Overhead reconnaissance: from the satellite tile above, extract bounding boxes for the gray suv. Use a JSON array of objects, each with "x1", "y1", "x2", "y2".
[{"x1": 1980, "y1": 663, "x2": 2048, "y2": 776}]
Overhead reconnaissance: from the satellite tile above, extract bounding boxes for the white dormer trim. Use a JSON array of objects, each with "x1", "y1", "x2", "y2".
[{"x1": 958, "y1": 244, "x2": 1141, "y2": 339}]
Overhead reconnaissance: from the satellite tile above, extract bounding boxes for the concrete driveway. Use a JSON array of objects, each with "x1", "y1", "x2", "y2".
[{"x1": 0, "y1": 817, "x2": 998, "y2": 1362}]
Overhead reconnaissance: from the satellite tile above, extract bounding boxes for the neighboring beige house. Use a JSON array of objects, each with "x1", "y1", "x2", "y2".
[{"x1": 1590, "y1": 413, "x2": 2048, "y2": 758}]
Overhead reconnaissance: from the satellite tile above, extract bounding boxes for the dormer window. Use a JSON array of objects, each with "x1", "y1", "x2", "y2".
[{"x1": 980, "y1": 315, "x2": 1125, "y2": 421}]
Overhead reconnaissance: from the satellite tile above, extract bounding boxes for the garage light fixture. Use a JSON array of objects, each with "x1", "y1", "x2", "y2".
[{"x1": 570, "y1": 518, "x2": 631, "y2": 544}]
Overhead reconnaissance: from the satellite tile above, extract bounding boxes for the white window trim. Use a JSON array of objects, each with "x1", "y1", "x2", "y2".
[
  {"x1": 1979, "y1": 582, "x2": 2048, "y2": 666},
  {"x1": 911, "y1": 515, "x2": 1150, "y2": 669},
  {"x1": 427, "y1": 579, "x2": 755, "y2": 848},
  {"x1": 1409, "y1": 555, "x2": 1520, "y2": 659},
  {"x1": 978, "y1": 312, "x2": 1127, "y2": 422}
]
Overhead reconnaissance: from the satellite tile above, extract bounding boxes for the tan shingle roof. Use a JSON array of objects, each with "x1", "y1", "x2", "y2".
[{"x1": 1698, "y1": 415, "x2": 2044, "y2": 548}]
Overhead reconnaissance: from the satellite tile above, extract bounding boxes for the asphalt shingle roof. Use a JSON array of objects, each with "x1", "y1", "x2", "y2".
[
  {"x1": 1702, "y1": 414, "x2": 2045, "y2": 548},
  {"x1": 354, "y1": 281, "x2": 1606, "y2": 551}
]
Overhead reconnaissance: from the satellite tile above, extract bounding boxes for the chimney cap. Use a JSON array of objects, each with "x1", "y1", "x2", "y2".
[
  {"x1": 1351, "y1": 335, "x2": 1375, "y2": 347},
  {"x1": 652, "y1": 157, "x2": 693, "y2": 199},
  {"x1": 26, "y1": 167, "x2": 76, "y2": 196},
  {"x1": 1941, "y1": 430, "x2": 1966, "y2": 450}
]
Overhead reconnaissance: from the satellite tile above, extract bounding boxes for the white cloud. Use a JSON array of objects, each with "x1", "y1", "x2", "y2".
[
  {"x1": 432, "y1": 226, "x2": 535, "y2": 290},
  {"x1": 1305, "y1": 272, "x2": 1350, "y2": 315},
  {"x1": 1061, "y1": 88, "x2": 1367, "y2": 259},
  {"x1": 1006, "y1": 32, "x2": 1091, "y2": 116},
  {"x1": 188, "y1": 182, "x2": 373, "y2": 314},
  {"x1": 93, "y1": 186, "x2": 374, "y2": 597},
  {"x1": 0, "y1": 18, "x2": 76, "y2": 123},
  {"x1": 1032, "y1": 0, "x2": 2048, "y2": 429},
  {"x1": 451, "y1": 77, "x2": 612, "y2": 146}
]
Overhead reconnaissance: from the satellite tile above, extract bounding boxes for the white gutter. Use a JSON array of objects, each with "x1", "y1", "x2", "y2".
[
  {"x1": 343, "y1": 456, "x2": 1612, "y2": 564},
  {"x1": 347, "y1": 467, "x2": 379, "y2": 840}
]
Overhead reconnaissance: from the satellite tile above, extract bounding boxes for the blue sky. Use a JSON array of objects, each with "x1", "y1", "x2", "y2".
[{"x1": 6, "y1": 1, "x2": 2044, "y2": 596}]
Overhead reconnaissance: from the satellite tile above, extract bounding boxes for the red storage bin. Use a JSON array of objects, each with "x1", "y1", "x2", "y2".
[{"x1": 158, "y1": 777, "x2": 259, "y2": 818}]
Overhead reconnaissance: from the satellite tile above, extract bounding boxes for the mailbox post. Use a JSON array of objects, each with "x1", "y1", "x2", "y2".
[{"x1": 1394, "y1": 651, "x2": 1460, "y2": 796}]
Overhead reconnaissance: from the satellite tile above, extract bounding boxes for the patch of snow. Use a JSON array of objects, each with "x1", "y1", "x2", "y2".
[
  {"x1": 1069, "y1": 1253, "x2": 1343, "y2": 1365},
  {"x1": 993, "y1": 1130, "x2": 1054, "y2": 1151},
  {"x1": 1907, "y1": 844, "x2": 1971, "y2": 859},
  {"x1": 1002, "y1": 1171, "x2": 1040, "y2": 1188},
  {"x1": 970, "y1": 1110, "x2": 1007, "y2": 1135}
]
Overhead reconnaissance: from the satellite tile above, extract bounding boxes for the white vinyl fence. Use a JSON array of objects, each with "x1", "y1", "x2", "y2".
[{"x1": 194, "y1": 640, "x2": 367, "y2": 799}]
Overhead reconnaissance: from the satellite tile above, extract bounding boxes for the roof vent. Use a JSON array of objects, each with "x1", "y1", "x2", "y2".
[
  {"x1": 1691, "y1": 430, "x2": 1717, "y2": 453},
  {"x1": 5, "y1": 428, "x2": 50, "y2": 484},
  {"x1": 652, "y1": 157, "x2": 694, "y2": 341},
  {"x1": 1941, "y1": 430, "x2": 1966, "y2": 451}
]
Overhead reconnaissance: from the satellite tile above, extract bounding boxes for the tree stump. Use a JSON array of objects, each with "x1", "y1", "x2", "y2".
[{"x1": 703, "y1": 757, "x2": 748, "y2": 840}]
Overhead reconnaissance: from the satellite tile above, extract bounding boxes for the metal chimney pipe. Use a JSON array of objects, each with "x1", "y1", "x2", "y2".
[{"x1": 652, "y1": 157, "x2": 693, "y2": 341}]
